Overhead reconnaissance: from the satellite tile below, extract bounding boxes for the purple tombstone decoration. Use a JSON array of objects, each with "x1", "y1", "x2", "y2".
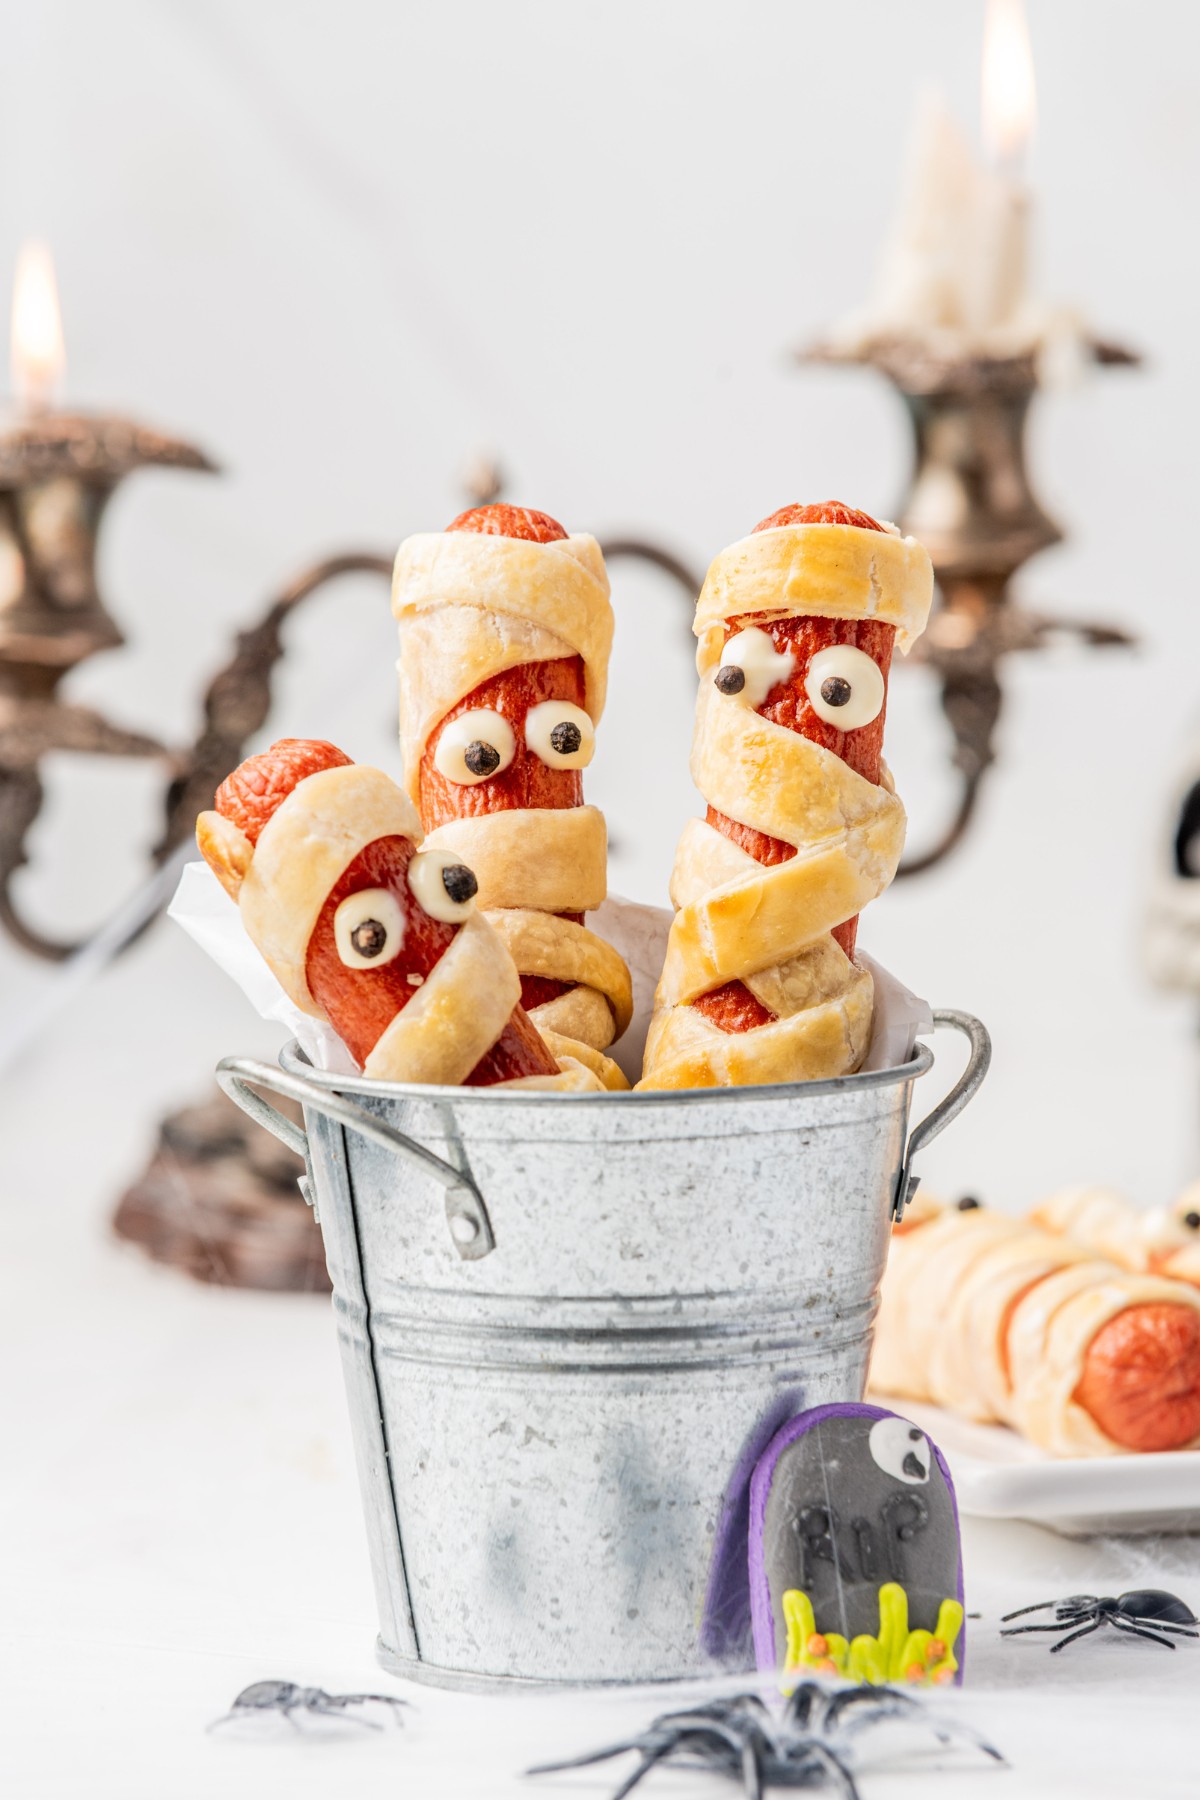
[{"x1": 748, "y1": 1402, "x2": 965, "y2": 1685}]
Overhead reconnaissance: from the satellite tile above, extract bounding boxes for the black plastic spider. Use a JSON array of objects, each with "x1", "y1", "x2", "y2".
[
  {"x1": 1000, "y1": 1589, "x2": 1199, "y2": 1654},
  {"x1": 208, "y1": 1679, "x2": 409, "y2": 1731},
  {"x1": 528, "y1": 1682, "x2": 1003, "y2": 1800}
]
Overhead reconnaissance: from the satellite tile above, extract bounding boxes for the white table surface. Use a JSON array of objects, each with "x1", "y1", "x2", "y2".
[{"x1": 4, "y1": 933, "x2": 1200, "y2": 1800}]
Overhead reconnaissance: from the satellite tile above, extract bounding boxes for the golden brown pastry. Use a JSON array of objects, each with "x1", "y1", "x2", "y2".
[
  {"x1": 639, "y1": 502, "x2": 933, "y2": 1090},
  {"x1": 1030, "y1": 1184, "x2": 1200, "y2": 1287},
  {"x1": 873, "y1": 1197, "x2": 1200, "y2": 1456},
  {"x1": 197, "y1": 738, "x2": 600, "y2": 1090},
  {"x1": 392, "y1": 504, "x2": 631, "y2": 1089}
]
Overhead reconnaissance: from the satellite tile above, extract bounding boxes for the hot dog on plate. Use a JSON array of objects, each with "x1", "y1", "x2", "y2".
[{"x1": 873, "y1": 1194, "x2": 1200, "y2": 1456}]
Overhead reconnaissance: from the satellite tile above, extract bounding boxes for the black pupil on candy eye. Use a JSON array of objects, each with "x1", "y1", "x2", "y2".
[
  {"x1": 550, "y1": 720, "x2": 582, "y2": 756},
  {"x1": 464, "y1": 740, "x2": 501, "y2": 777},
  {"x1": 820, "y1": 675, "x2": 853, "y2": 708},
  {"x1": 350, "y1": 919, "x2": 387, "y2": 958},
  {"x1": 715, "y1": 666, "x2": 746, "y2": 695},
  {"x1": 441, "y1": 863, "x2": 478, "y2": 905},
  {"x1": 1186, "y1": 1212, "x2": 1200, "y2": 1231}
]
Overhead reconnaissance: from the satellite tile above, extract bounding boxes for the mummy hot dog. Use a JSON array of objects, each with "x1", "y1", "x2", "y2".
[
  {"x1": 872, "y1": 1195, "x2": 1200, "y2": 1456},
  {"x1": 196, "y1": 738, "x2": 598, "y2": 1089},
  {"x1": 639, "y1": 502, "x2": 933, "y2": 1090},
  {"x1": 1029, "y1": 1185, "x2": 1200, "y2": 1288},
  {"x1": 392, "y1": 504, "x2": 633, "y2": 1089}
]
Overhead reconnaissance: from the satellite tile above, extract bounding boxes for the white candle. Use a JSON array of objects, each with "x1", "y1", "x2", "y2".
[
  {"x1": 968, "y1": 0, "x2": 1037, "y2": 335},
  {"x1": 833, "y1": 0, "x2": 1041, "y2": 354},
  {"x1": 10, "y1": 240, "x2": 66, "y2": 417}
]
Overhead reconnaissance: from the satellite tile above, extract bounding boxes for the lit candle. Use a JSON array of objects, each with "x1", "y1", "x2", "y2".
[
  {"x1": 10, "y1": 241, "x2": 66, "y2": 416},
  {"x1": 968, "y1": 0, "x2": 1037, "y2": 335},
  {"x1": 832, "y1": 0, "x2": 1041, "y2": 354}
]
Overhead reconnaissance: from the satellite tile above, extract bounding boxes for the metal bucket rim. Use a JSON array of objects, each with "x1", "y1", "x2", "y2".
[{"x1": 278, "y1": 1035, "x2": 935, "y2": 1107}]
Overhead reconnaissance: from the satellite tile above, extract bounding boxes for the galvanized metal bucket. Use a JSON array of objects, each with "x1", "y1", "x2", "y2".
[{"x1": 218, "y1": 1009, "x2": 989, "y2": 1689}]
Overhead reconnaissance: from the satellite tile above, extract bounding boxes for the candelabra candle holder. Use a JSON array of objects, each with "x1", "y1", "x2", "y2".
[
  {"x1": 0, "y1": 404, "x2": 397, "y2": 1292},
  {"x1": 802, "y1": 332, "x2": 1139, "y2": 873},
  {"x1": 0, "y1": 411, "x2": 214, "y2": 955}
]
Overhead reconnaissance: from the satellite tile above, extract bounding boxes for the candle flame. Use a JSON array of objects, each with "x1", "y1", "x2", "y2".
[
  {"x1": 11, "y1": 240, "x2": 66, "y2": 414},
  {"x1": 981, "y1": 0, "x2": 1036, "y2": 168}
]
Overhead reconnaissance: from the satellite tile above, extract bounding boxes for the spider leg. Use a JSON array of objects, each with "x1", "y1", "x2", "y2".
[
  {"x1": 740, "y1": 1735, "x2": 764, "y2": 1800},
  {"x1": 338, "y1": 1692, "x2": 410, "y2": 1715},
  {"x1": 796, "y1": 1742, "x2": 861, "y2": 1800},
  {"x1": 999, "y1": 1599, "x2": 1056, "y2": 1622},
  {"x1": 611, "y1": 1742, "x2": 675, "y2": 1800},
  {"x1": 827, "y1": 1684, "x2": 926, "y2": 1732},
  {"x1": 1048, "y1": 1619, "x2": 1104, "y2": 1654},
  {"x1": 902, "y1": 1706, "x2": 1007, "y2": 1764},
  {"x1": 1109, "y1": 1619, "x2": 1179, "y2": 1650},
  {"x1": 1000, "y1": 1620, "x2": 1090, "y2": 1636},
  {"x1": 308, "y1": 1702, "x2": 382, "y2": 1728},
  {"x1": 527, "y1": 1738, "x2": 642, "y2": 1775},
  {"x1": 782, "y1": 1681, "x2": 822, "y2": 1731}
]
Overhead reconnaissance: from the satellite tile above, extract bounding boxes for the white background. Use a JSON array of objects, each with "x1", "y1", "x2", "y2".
[
  {"x1": 2, "y1": 0, "x2": 1200, "y2": 1204},
  {"x1": 3, "y1": 4, "x2": 1200, "y2": 1796}
]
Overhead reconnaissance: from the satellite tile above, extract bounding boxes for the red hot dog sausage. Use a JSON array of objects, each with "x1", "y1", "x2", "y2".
[
  {"x1": 694, "y1": 504, "x2": 896, "y2": 1034},
  {"x1": 213, "y1": 739, "x2": 558, "y2": 1085},
  {"x1": 418, "y1": 505, "x2": 588, "y2": 1017}
]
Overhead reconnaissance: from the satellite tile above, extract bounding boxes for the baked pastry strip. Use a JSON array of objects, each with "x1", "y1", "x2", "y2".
[
  {"x1": 197, "y1": 737, "x2": 600, "y2": 1091},
  {"x1": 1029, "y1": 1184, "x2": 1200, "y2": 1286},
  {"x1": 639, "y1": 502, "x2": 933, "y2": 1090},
  {"x1": 393, "y1": 506, "x2": 631, "y2": 1089},
  {"x1": 873, "y1": 1198, "x2": 1200, "y2": 1455}
]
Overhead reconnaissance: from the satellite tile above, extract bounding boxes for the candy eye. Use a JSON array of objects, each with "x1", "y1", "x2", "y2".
[
  {"x1": 714, "y1": 627, "x2": 795, "y2": 708},
  {"x1": 407, "y1": 847, "x2": 479, "y2": 923},
  {"x1": 525, "y1": 700, "x2": 595, "y2": 770},
  {"x1": 868, "y1": 1416, "x2": 930, "y2": 1485},
  {"x1": 804, "y1": 644, "x2": 885, "y2": 729},
  {"x1": 433, "y1": 709, "x2": 516, "y2": 785},
  {"x1": 333, "y1": 887, "x2": 406, "y2": 969}
]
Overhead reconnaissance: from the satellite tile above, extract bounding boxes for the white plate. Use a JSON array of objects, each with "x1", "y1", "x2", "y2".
[{"x1": 892, "y1": 1401, "x2": 1200, "y2": 1537}]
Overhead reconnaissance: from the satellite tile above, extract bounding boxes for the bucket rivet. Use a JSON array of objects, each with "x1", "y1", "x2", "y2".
[{"x1": 450, "y1": 1213, "x2": 479, "y2": 1244}]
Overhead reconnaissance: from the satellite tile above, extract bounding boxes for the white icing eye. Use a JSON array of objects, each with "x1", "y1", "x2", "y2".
[
  {"x1": 333, "y1": 887, "x2": 406, "y2": 969},
  {"x1": 407, "y1": 847, "x2": 479, "y2": 923},
  {"x1": 433, "y1": 709, "x2": 516, "y2": 786},
  {"x1": 804, "y1": 644, "x2": 885, "y2": 729},
  {"x1": 714, "y1": 627, "x2": 795, "y2": 708},
  {"x1": 868, "y1": 1416, "x2": 930, "y2": 1485},
  {"x1": 525, "y1": 700, "x2": 595, "y2": 770}
]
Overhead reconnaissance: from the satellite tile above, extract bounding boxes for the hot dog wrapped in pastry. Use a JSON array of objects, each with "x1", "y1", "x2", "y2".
[
  {"x1": 392, "y1": 505, "x2": 633, "y2": 1090},
  {"x1": 196, "y1": 737, "x2": 600, "y2": 1090},
  {"x1": 1029, "y1": 1185, "x2": 1200, "y2": 1288},
  {"x1": 639, "y1": 502, "x2": 933, "y2": 1091},
  {"x1": 873, "y1": 1196, "x2": 1200, "y2": 1456}
]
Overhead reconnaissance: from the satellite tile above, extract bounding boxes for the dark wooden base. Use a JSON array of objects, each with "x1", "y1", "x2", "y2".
[{"x1": 113, "y1": 1088, "x2": 331, "y2": 1292}]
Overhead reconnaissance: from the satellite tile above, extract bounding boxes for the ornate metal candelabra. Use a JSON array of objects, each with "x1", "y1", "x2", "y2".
[
  {"x1": 803, "y1": 333, "x2": 1139, "y2": 872},
  {"x1": 0, "y1": 404, "x2": 397, "y2": 1290},
  {"x1": 0, "y1": 407, "x2": 392, "y2": 956}
]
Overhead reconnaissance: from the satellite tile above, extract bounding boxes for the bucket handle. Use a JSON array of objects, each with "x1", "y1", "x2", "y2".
[
  {"x1": 892, "y1": 1009, "x2": 991, "y2": 1221},
  {"x1": 214, "y1": 1057, "x2": 496, "y2": 1261}
]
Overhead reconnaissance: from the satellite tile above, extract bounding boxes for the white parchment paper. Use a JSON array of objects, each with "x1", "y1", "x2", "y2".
[{"x1": 171, "y1": 860, "x2": 931, "y2": 1084}]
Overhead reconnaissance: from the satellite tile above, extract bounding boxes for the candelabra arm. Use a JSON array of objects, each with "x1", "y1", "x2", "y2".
[
  {"x1": 0, "y1": 552, "x2": 393, "y2": 963},
  {"x1": 598, "y1": 538, "x2": 704, "y2": 616},
  {"x1": 896, "y1": 666, "x2": 1001, "y2": 879},
  {"x1": 155, "y1": 552, "x2": 394, "y2": 861}
]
